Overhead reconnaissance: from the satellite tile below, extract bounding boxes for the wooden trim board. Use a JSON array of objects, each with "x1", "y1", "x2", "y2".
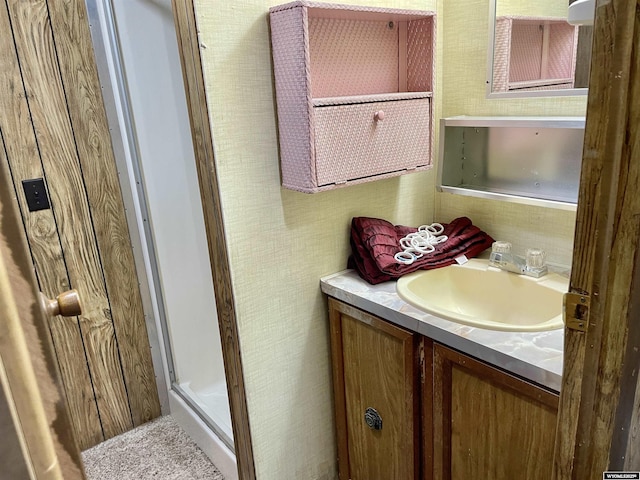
[{"x1": 170, "y1": 1, "x2": 256, "y2": 478}]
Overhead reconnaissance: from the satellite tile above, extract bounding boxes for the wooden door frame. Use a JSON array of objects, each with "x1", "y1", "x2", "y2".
[
  {"x1": 554, "y1": 0, "x2": 640, "y2": 477},
  {"x1": 170, "y1": 2, "x2": 256, "y2": 479}
]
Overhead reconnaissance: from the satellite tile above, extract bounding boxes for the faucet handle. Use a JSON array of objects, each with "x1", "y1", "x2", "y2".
[
  {"x1": 492, "y1": 241, "x2": 512, "y2": 254},
  {"x1": 526, "y1": 248, "x2": 546, "y2": 269}
]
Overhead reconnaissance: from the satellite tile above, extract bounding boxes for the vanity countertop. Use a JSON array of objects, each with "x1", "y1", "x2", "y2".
[{"x1": 320, "y1": 269, "x2": 564, "y2": 392}]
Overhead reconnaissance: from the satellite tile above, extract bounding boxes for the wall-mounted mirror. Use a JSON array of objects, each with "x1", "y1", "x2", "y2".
[{"x1": 487, "y1": 0, "x2": 593, "y2": 98}]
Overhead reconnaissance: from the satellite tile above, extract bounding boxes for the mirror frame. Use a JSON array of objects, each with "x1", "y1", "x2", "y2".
[{"x1": 486, "y1": 0, "x2": 589, "y2": 99}]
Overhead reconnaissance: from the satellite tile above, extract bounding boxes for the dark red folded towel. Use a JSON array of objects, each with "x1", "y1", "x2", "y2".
[{"x1": 348, "y1": 216, "x2": 494, "y2": 284}]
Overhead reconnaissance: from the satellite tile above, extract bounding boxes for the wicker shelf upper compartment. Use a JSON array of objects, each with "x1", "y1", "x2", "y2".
[{"x1": 269, "y1": 1, "x2": 436, "y2": 193}]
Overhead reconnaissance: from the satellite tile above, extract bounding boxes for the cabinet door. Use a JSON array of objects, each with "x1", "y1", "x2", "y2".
[
  {"x1": 328, "y1": 298, "x2": 419, "y2": 480},
  {"x1": 432, "y1": 344, "x2": 558, "y2": 480},
  {"x1": 314, "y1": 98, "x2": 431, "y2": 186}
]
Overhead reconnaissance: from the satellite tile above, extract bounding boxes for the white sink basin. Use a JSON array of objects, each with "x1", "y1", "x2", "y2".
[{"x1": 396, "y1": 258, "x2": 568, "y2": 332}]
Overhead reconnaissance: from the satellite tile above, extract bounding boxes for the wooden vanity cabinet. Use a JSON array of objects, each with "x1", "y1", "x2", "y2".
[
  {"x1": 328, "y1": 298, "x2": 421, "y2": 480},
  {"x1": 327, "y1": 298, "x2": 559, "y2": 480},
  {"x1": 432, "y1": 344, "x2": 559, "y2": 480}
]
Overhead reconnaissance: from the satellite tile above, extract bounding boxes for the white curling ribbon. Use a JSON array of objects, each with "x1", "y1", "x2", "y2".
[{"x1": 394, "y1": 222, "x2": 448, "y2": 265}]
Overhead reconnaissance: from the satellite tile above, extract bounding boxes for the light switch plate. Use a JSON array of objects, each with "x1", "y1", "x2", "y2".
[{"x1": 22, "y1": 178, "x2": 51, "y2": 212}]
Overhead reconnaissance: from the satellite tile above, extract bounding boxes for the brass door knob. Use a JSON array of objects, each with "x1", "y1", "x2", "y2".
[{"x1": 39, "y1": 289, "x2": 82, "y2": 317}]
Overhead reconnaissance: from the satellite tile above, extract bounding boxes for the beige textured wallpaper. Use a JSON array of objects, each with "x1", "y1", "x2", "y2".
[
  {"x1": 438, "y1": 0, "x2": 587, "y2": 267},
  {"x1": 191, "y1": 0, "x2": 584, "y2": 476},
  {"x1": 193, "y1": 1, "x2": 439, "y2": 478},
  {"x1": 496, "y1": 0, "x2": 567, "y2": 17}
]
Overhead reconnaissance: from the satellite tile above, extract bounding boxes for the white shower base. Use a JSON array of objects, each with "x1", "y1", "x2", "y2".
[
  {"x1": 169, "y1": 389, "x2": 238, "y2": 480},
  {"x1": 178, "y1": 380, "x2": 234, "y2": 442}
]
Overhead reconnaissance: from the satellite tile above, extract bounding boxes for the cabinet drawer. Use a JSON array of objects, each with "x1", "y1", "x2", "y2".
[{"x1": 313, "y1": 98, "x2": 430, "y2": 186}]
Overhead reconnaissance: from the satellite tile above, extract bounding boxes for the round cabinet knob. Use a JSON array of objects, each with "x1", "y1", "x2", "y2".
[
  {"x1": 39, "y1": 289, "x2": 82, "y2": 318},
  {"x1": 374, "y1": 110, "x2": 385, "y2": 121},
  {"x1": 364, "y1": 407, "x2": 382, "y2": 430}
]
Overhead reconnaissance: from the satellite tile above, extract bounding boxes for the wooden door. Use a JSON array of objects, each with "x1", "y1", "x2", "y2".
[
  {"x1": 433, "y1": 344, "x2": 558, "y2": 480},
  {"x1": 328, "y1": 298, "x2": 420, "y2": 480},
  {"x1": 552, "y1": 0, "x2": 640, "y2": 477},
  {"x1": 0, "y1": 139, "x2": 85, "y2": 478},
  {"x1": 0, "y1": 0, "x2": 160, "y2": 450}
]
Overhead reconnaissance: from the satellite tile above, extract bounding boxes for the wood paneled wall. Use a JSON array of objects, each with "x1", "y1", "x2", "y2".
[
  {"x1": 0, "y1": 132, "x2": 85, "y2": 478},
  {"x1": 0, "y1": 0, "x2": 160, "y2": 449}
]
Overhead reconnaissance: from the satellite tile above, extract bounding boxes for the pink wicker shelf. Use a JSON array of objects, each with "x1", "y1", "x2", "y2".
[
  {"x1": 269, "y1": 1, "x2": 436, "y2": 193},
  {"x1": 492, "y1": 16, "x2": 578, "y2": 93}
]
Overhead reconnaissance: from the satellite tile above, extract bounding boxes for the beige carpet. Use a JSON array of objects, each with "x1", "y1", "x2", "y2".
[{"x1": 82, "y1": 415, "x2": 225, "y2": 480}]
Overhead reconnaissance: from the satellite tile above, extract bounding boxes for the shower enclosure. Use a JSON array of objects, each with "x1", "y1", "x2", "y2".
[{"x1": 86, "y1": 0, "x2": 235, "y2": 477}]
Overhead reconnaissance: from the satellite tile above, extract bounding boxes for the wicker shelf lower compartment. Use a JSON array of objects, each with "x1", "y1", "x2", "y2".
[{"x1": 313, "y1": 97, "x2": 431, "y2": 188}]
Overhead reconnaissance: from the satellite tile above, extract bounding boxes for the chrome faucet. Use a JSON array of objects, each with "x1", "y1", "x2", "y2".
[{"x1": 488, "y1": 241, "x2": 548, "y2": 278}]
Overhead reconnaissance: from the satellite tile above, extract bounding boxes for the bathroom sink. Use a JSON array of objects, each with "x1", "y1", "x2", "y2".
[{"x1": 396, "y1": 258, "x2": 568, "y2": 332}]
